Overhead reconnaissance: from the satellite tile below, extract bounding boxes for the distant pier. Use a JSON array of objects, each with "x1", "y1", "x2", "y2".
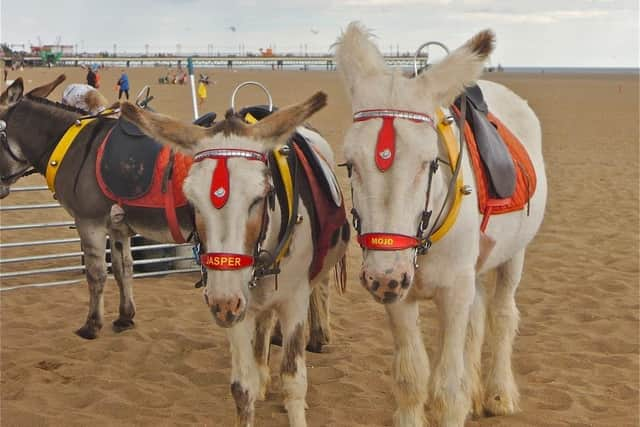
[{"x1": 19, "y1": 55, "x2": 427, "y2": 70}]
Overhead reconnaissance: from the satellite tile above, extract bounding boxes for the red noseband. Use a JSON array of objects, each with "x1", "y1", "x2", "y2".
[
  {"x1": 357, "y1": 233, "x2": 421, "y2": 251},
  {"x1": 200, "y1": 252, "x2": 254, "y2": 270}
]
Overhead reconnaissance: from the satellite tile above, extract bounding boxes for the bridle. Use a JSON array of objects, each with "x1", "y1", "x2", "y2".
[
  {"x1": 192, "y1": 146, "x2": 297, "y2": 290},
  {"x1": 0, "y1": 118, "x2": 38, "y2": 183},
  {"x1": 347, "y1": 100, "x2": 466, "y2": 267}
]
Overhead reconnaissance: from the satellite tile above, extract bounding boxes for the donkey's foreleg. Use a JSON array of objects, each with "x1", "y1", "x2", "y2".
[
  {"x1": 306, "y1": 276, "x2": 331, "y2": 353},
  {"x1": 430, "y1": 272, "x2": 475, "y2": 427},
  {"x1": 75, "y1": 221, "x2": 108, "y2": 340},
  {"x1": 278, "y1": 290, "x2": 311, "y2": 427},
  {"x1": 465, "y1": 281, "x2": 487, "y2": 418},
  {"x1": 484, "y1": 249, "x2": 525, "y2": 416},
  {"x1": 385, "y1": 300, "x2": 429, "y2": 427},
  {"x1": 227, "y1": 314, "x2": 259, "y2": 427},
  {"x1": 108, "y1": 225, "x2": 136, "y2": 332},
  {"x1": 253, "y1": 309, "x2": 276, "y2": 400}
]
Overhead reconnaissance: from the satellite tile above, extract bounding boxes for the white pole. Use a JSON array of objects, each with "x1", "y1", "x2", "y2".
[{"x1": 187, "y1": 57, "x2": 199, "y2": 119}]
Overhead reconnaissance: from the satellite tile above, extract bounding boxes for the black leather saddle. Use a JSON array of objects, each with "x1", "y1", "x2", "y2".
[
  {"x1": 101, "y1": 118, "x2": 163, "y2": 200},
  {"x1": 454, "y1": 85, "x2": 516, "y2": 199}
]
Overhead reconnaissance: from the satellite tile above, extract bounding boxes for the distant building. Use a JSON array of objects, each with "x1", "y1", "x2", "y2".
[{"x1": 31, "y1": 45, "x2": 74, "y2": 56}]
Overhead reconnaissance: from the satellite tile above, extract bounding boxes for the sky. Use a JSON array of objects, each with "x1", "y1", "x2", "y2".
[{"x1": 1, "y1": 0, "x2": 638, "y2": 67}]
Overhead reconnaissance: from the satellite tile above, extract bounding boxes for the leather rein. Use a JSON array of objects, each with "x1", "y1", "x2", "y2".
[{"x1": 347, "y1": 98, "x2": 467, "y2": 267}]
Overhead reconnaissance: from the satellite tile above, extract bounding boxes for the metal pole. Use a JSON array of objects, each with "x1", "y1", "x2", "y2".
[{"x1": 188, "y1": 57, "x2": 199, "y2": 119}]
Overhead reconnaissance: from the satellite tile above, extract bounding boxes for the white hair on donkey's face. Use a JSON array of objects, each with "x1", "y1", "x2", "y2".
[
  {"x1": 183, "y1": 135, "x2": 272, "y2": 326},
  {"x1": 335, "y1": 22, "x2": 494, "y2": 302}
]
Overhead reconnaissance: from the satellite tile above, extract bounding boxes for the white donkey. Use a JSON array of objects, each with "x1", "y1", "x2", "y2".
[
  {"x1": 119, "y1": 92, "x2": 349, "y2": 427},
  {"x1": 335, "y1": 23, "x2": 547, "y2": 426}
]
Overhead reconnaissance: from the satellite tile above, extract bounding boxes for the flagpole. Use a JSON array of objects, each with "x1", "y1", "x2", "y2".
[{"x1": 187, "y1": 57, "x2": 199, "y2": 119}]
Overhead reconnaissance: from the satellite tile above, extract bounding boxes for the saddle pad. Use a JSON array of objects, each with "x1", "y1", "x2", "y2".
[
  {"x1": 291, "y1": 135, "x2": 346, "y2": 279},
  {"x1": 462, "y1": 112, "x2": 537, "y2": 216},
  {"x1": 455, "y1": 86, "x2": 516, "y2": 199},
  {"x1": 293, "y1": 132, "x2": 343, "y2": 207},
  {"x1": 96, "y1": 119, "x2": 193, "y2": 208}
]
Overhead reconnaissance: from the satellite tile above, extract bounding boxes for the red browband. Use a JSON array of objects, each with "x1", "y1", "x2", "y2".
[
  {"x1": 353, "y1": 109, "x2": 435, "y2": 172},
  {"x1": 357, "y1": 233, "x2": 421, "y2": 251},
  {"x1": 192, "y1": 149, "x2": 267, "y2": 209},
  {"x1": 200, "y1": 252, "x2": 254, "y2": 270}
]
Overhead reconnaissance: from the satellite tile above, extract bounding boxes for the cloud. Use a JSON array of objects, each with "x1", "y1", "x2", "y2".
[
  {"x1": 461, "y1": 9, "x2": 609, "y2": 24},
  {"x1": 341, "y1": 0, "x2": 451, "y2": 6}
]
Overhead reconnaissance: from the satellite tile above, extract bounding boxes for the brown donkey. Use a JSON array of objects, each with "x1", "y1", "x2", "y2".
[{"x1": 0, "y1": 77, "x2": 334, "y2": 354}]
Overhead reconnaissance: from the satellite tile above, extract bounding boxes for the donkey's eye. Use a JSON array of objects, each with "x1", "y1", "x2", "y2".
[
  {"x1": 249, "y1": 197, "x2": 263, "y2": 211},
  {"x1": 338, "y1": 162, "x2": 354, "y2": 178}
]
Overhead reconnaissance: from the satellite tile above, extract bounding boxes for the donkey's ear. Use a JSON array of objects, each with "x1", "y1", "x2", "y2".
[
  {"x1": 119, "y1": 102, "x2": 210, "y2": 155},
  {"x1": 334, "y1": 21, "x2": 388, "y2": 97},
  {"x1": 26, "y1": 74, "x2": 66, "y2": 98},
  {"x1": 0, "y1": 78, "x2": 24, "y2": 106},
  {"x1": 417, "y1": 29, "x2": 495, "y2": 107},
  {"x1": 247, "y1": 91, "x2": 327, "y2": 149}
]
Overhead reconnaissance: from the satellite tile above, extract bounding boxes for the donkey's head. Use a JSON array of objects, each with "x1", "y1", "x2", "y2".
[
  {"x1": 0, "y1": 75, "x2": 66, "y2": 198},
  {"x1": 335, "y1": 22, "x2": 493, "y2": 303},
  {"x1": 120, "y1": 92, "x2": 327, "y2": 327}
]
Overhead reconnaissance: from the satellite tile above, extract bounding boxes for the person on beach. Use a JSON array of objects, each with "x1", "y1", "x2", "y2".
[
  {"x1": 117, "y1": 70, "x2": 130, "y2": 100},
  {"x1": 197, "y1": 74, "x2": 209, "y2": 106},
  {"x1": 86, "y1": 66, "x2": 98, "y2": 88}
]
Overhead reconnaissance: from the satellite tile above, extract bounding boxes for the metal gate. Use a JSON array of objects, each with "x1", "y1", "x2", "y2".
[{"x1": 0, "y1": 185, "x2": 198, "y2": 292}]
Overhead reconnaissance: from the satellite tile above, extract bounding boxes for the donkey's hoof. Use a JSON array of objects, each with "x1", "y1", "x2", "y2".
[
  {"x1": 483, "y1": 390, "x2": 520, "y2": 417},
  {"x1": 112, "y1": 318, "x2": 135, "y2": 333},
  {"x1": 305, "y1": 341, "x2": 324, "y2": 354},
  {"x1": 75, "y1": 325, "x2": 99, "y2": 340}
]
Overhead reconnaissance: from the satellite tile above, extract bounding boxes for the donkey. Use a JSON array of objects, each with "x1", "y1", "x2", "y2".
[
  {"x1": 334, "y1": 23, "x2": 547, "y2": 426},
  {"x1": 0, "y1": 78, "x2": 336, "y2": 354},
  {"x1": 118, "y1": 92, "x2": 349, "y2": 427}
]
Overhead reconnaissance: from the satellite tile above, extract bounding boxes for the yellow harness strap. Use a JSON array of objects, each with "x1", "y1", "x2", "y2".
[
  {"x1": 272, "y1": 146, "x2": 295, "y2": 263},
  {"x1": 430, "y1": 108, "x2": 465, "y2": 243},
  {"x1": 45, "y1": 117, "x2": 96, "y2": 191}
]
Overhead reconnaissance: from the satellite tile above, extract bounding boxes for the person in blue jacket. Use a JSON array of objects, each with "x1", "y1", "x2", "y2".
[{"x1": 117, "y1": 70, "x2": 130, "y2": 100}]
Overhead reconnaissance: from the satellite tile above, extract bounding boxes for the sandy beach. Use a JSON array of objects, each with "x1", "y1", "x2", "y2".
[{"x1": 1, "y1": 66, "x2": 638, "y2": 426}]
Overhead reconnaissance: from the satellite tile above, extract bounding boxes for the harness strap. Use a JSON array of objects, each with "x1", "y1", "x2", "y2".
[
  {"x1": 162, "y1": 150, "x2": 187, "y2": 243},
  {"x1": 45, "y1": 108, "x2": 120, "y2": 192},
  {"x1": 46, "y1": 117, "x2": 96, "y2": 191},
  {"x1": 429, "y1": 108, "x2": 465, "y2": 243}
]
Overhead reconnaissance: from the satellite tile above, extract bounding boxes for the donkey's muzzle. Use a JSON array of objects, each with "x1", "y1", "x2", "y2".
[
  {"x1": 360, "y1": 269, "x2": 412, "y2": 304},
  {"x1": 206, "y1": 294, "x2": 246, "y2": 327}
]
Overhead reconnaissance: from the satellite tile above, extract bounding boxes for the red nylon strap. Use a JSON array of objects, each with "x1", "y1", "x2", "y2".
[
  {"x1": 193, "y1": 149, "x2": 267, "y2": 210},
  {"x1": 375, "y1": 116, "x2": 395, "y2": 171},
  {"x1": 353, "y1": 109, "x2": 435, "y2": 173},
  {"x1": 210, "y1": 157, "x2": 229, "y2": 209},
  {"x1": 200, "y1": 252, "x2": 254, "y2": 270},
  {"x1": 358, "y1": 233, "x2": 420, "y2": 251},
  {"x1": 164, "y1": 174, "x2": 186, "y2": 243}
]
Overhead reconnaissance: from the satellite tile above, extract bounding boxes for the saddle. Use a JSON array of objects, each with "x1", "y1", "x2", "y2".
[
  {"x1": 240, "y1": 106, "x2": 346, "y2": 279},
  {"x1": 96, "y1": 118, "x2": 193, "y2": 208},
  {"x1": 452, "y1": 86, "x2": 537, "y2": 230}
]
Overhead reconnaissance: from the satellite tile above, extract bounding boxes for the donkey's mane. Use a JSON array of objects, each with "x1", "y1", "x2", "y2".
[{"x1": 25, "y1": 94, "x2": 89, "y2": 115}]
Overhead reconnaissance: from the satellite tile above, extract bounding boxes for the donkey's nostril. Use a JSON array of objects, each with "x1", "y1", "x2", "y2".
[
  {"x1": 370, "y1": 280, "x2": 381, "y2": 292},
  {"x1": 387, "y1": 280, "x2": 398, "y2": 289},
  {"x1": 226, "y1": 311, "x2": 236, "y2": 324},
  {"x1": 235, "y1": 298, "x2": 242, "y2": 312},
  {"x1": 401, "y1": 273, "x2": 411, "y2": 289}
]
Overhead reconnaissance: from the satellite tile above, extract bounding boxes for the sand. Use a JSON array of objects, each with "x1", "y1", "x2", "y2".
[{"x1": 1, "y1": 67, "x2": 638, "y2": 426}]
